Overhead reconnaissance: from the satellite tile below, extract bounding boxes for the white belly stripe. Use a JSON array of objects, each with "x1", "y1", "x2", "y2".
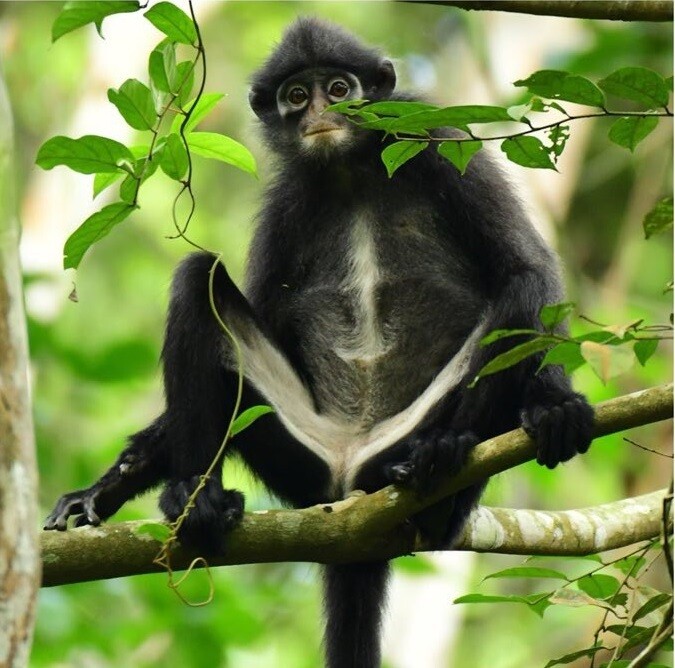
[
  {"x1": 233, "y1": 215, "x2": 486, "y2": 493},
  {"x1": 233, "y1": 317, "x2": 486, "y2": 494}
]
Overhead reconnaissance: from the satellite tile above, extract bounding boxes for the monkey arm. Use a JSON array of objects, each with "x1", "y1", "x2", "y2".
[{"x1": 44, "y1": 417, "x2": 169, "y2": 530}]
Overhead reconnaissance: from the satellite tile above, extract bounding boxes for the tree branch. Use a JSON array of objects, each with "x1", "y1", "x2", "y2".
[
  {"x1": 41, "y1": 384, "x2": 672, "y2": 587},
  {"x1": 42, "y1": 489, "x2": 669, "y2": 587},
  {"x1": 409, "y1": 1, "x2": 673, "y2": 22}
]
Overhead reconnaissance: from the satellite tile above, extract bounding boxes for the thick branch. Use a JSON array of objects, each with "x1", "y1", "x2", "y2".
[
  {"x1": 41, "y1": 384, "x2": 672, "y2": 586},
  {"x1": 411, "y1": 1, "x2": 673, "y2": 22},
  {"x1": 41, "y1": 490, "x2": 668, "y2": 587}
]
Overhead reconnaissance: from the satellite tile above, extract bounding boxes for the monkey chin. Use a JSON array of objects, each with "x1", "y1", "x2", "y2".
[{"x1": 300, "y1": 127, "x2": 351, "y2": 155}]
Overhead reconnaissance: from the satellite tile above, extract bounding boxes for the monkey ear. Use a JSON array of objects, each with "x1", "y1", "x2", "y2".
[
  {"x1": 248, "y1": 87, "x2": 268, "y2": 118},
  {"x1": 375, "y1": 59, "x2": 396, "y2": 97}
]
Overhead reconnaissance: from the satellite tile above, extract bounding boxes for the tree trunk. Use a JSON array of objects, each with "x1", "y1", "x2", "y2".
[{"x1": 0, "y1": 66, "x2": 40, "y2": 667}]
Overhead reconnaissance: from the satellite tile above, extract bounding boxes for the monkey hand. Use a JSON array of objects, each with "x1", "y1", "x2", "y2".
[
  {"x1": 385, "y1": 428, "x2": 479, "y2": 494},
  {"x1": 521, "y1": 390, "x2": 594, "y2": 469},
  {"x1": 159, "y1": 476, "x2": 245, "y2": 556},
  {"x1": 44, "y1": 483, "x2": 116, "y2": 531}
]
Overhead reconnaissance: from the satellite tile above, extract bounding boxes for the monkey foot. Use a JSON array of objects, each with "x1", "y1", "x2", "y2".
[
  {"x1": 385, "y1": 429, "x2": 479, "y2": 494},
  {"x1": 159, "y1": 476, "x2": 245, "y2": 555},
  {"x1": 521, "y1": 392, "x2": 594, "y2": 469}
]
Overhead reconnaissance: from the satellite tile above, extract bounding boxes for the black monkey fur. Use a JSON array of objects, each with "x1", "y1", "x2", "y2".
[{"x1": 45, "y1": 18, "x2": 594, "y2": 668}]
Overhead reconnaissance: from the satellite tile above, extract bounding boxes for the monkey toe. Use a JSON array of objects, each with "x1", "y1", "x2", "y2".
[
  {"x1": 523, "y1": 393, "x2": 594, "y2": 469},
  {"x1": 394, "y1": 429, "x2": 478, "y2": 494},
  {"x1": 384, "y1": 463, "x2": 413, "y2": 485},
  {"x1": 159, "y1": 477, "x2": 245, "y2": 555}
]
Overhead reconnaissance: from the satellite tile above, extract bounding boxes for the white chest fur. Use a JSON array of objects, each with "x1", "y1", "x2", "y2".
[
  {"x1": 227, "y1": 217, "x2": 488, "y2": 496},
  {"x1": 334, "y1": 218, "x2": 390, "y2": 365}
]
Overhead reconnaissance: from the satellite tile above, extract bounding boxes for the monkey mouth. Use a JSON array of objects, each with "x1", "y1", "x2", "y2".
[{"x1": 303, "y1": 122, "x2": 344, "y2": 137}]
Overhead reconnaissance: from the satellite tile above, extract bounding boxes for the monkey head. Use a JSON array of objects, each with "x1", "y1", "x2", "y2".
[{"x1": 248, "y1": 18, "x2": 396, "y2": 159}]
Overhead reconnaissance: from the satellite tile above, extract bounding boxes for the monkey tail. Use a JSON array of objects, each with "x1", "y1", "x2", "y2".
[{"x1": 322, "y1": 561, "x2": 390, "y2": 668}]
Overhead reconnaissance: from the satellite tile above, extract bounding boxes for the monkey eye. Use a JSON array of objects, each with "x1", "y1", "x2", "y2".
[
  {"x1": 328, "y1": 79, "x2": 350, "y2": 99},
  {"x1": 287, "y1": 86, "x2": 308, "y2": 107}
]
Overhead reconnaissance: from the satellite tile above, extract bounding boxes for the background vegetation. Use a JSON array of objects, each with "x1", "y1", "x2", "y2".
[{"x1": 0, "y1": 1, "x2": 671, "y2": 666}]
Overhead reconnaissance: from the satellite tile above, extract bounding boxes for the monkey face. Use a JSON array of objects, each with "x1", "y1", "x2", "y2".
[{"x1": 275, "y1": 69, "x2": 363, "y2": 155}]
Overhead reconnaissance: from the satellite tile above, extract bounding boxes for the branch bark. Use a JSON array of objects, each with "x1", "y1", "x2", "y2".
[
  {"x1": 41, "y1": 384, "x2": 672, "y2": 587},
  {"x1": 42, "y1": 490, "x2": 669, "y2": 587},
  {"x1": 411, "y1": 1, "x2": 673, "y2": 22},
  {"x1": 0, "y1": 69, "x2": 40, "y2": 664}
]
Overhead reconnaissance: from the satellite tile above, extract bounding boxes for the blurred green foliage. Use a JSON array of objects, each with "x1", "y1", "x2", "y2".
[{"x1": 0, "y1": 1, "x2": 671, "y2": 666}]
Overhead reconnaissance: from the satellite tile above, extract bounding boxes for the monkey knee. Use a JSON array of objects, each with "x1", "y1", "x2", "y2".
[{"x1": 171, "y1": 252, "x2": 220, "y2": 300}]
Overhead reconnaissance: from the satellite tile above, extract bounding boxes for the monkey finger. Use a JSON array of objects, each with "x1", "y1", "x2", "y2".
[
  {"x1": 385, "y1": 463, "x2": 414, "y2": 485},
  {"x1": 82, "y1": 495, "x2": 101, "y2": 526},
  {"x1": 44, "y1": 493, "x2": 86, "y2": 531}
]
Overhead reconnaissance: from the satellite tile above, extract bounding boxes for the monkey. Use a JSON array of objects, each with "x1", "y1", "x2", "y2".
[{"x1": 45, "y1": 18, "x2": 594, "y2": 668}]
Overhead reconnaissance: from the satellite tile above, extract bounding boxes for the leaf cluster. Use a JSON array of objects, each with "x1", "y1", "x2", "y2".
[
  {"x1": 36, "y1": 1, "x2": 257, "y2": 270},
  {"x1": 329, "y1": 67, "x2": 673, "y2": 177},
  {"x1": 455, "y1": 539, "x2": 672, "y2": 667},
  {"x1": 472, "y1": 302, "x2": 672, "y2": 386}
]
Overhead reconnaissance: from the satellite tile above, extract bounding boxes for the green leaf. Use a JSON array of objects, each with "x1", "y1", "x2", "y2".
[
  {"x1": 540, "y1": 302, "x2": 575, "y2": 330},
  {"x1": 549, "y1": 588, "x2": 598, "y2": 607},
  {"x1": 186, "y1": 132, "x2": 257, "y2": 177},
  {"x1": 380, "y1": 141, "x2": 428, "y2": 178},
  {"x1": 144, "y1": 2, "x2": 197, "y2": 45},
  {"x1": 107, "y1": 79, "x2": 156, "y2": 131},
  {"x1": 63, "y1": 202, "x2": 135, "y2": 270},
  {"x1": 36, "y1": 135, "x2": 134, "y2": 175},
  {"x1": 170, "y1": 93, "x2": 224, "y2": 135},
  {"x1": 175, "y1": 61, "x2": 195, "y2": 109},
  {"x1": 361, "y1": 101, "x2": 439, "y2": 117},
  {"x1": 437, "y1": 140, "x2": 482, "y2": 174},
  {"x1": 454, "y1": 593, "x2": 552, "y2": 617},
  {"x1": 524, "y1": 593, "x2": 554, "y2": 617},
  {"x1": 93, "y1": 171, "x2": 124, "y2": 198},
  {"x1": 540, "y1": 342, "x2": 585, "y2": 375},
  {"x1": 609, "y1": 592, "x2": 629, "y2": 608},
  {"x1": 134, "y1": 153, "x2": 161, "y2": 186},
  {"x1": 599, "y1": 67, "x2": 669, "y2": 108},
  {"x1": 390, "y1": 105, "x2": 513, "y2": 133},
  {"x1": 92, "y1": 145, "x2": 150, "y2": 198},
  {"x1": 633, "y1": 593, "x2": 671, "y2": 621},
  {"x1": 577, "y1": 574, "x2": 621, "y2": 600},
  {"x1": 607, "y1": 624, "x2": 659, "y2": 651},
  {"x1": 634, "y1": 339, "x2": 659, "y2": 366},
  {"x1": 480, "y1": 328, "x2": 539, "y2": 346},
  {"x1": 608, "y1": 116, "x2": 658, "y2": 152},
  {"x1": 574, "y1": 330, "x2": 621, "y2": 345},
  {"x1": 547, "y1": 124, "x2": 570, "y2": 160},
  {"x1": 501, "y1": 136, "x2": 556, "y2": 170},
  {"x1": 643, "y1": 196, "x2": 673, "y2": 239},
  {"x1": 148, "y1": 41, "x2": 177, "y2": 94},
  {"x1": 484, "y1": 567, "x2": 568, "y2": 581},
  {"x1": 507, "y1": 102, "x2": 533, "y2": 121},
  {"x1": 614, "y1": 552, "x2": 646, "y2": 577},
  {"x1": 231, "y1": 405, "x2": 274, "y2": 437},
  {"x1": 580, "y1": 341, "x2": 635, "y2": 383},
  {"x1": 135, "y1": 522, "x2": 171, "y2": 542},
  {"x1": 544, "y1": 646, "x2": 607, "y2": 668},
  {"x1": 118, "y1": 174, "x2": 138, "y2": 204},
  {"x1": 514, "y1": 70, "x2": 605, "y2": 107},
  {"x1": 471, "y1": 336, "x2": 557, "y2": 385},
  {"x1": 453, "y1": 594, "x2": 530, "y2": 606},
  {"x1": 52, "y1": 1, "x2": 139, "y2": 42},
  {"x1": 393, "y1": 555, "x2": 439, "y2": 575},
  {"x1": 160, "y1": 134, "x2": 189, "y2": 181},
  {"x1": 324, "y1": 99, "x2": 369, "y2": 116}
]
